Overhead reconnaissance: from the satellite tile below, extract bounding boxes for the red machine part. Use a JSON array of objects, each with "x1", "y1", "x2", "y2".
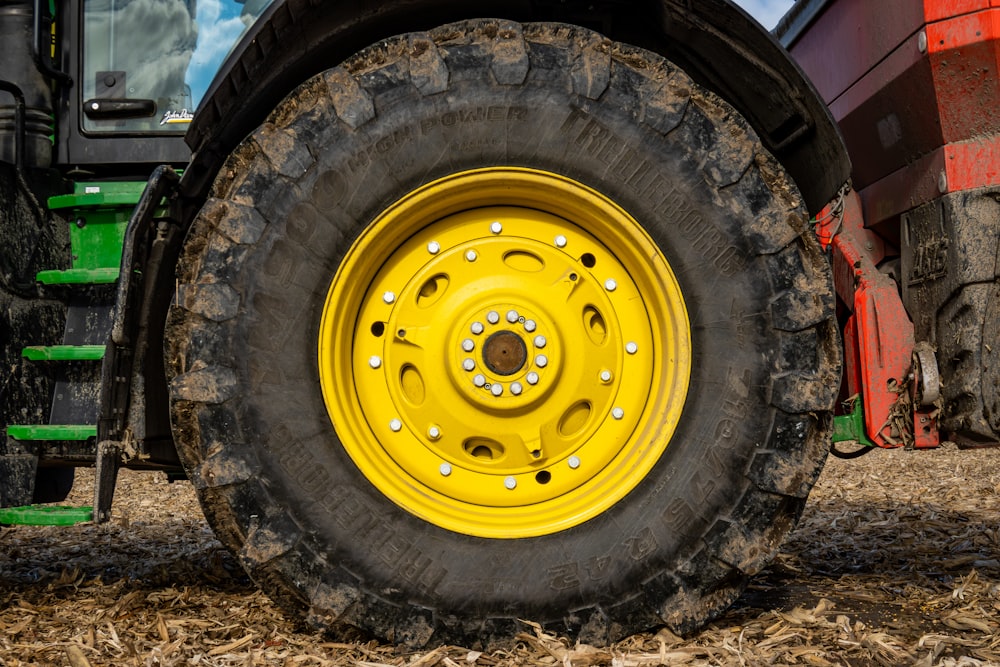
[{"x1": 816, "y1": 190, "x2": 940, "y2": 448}]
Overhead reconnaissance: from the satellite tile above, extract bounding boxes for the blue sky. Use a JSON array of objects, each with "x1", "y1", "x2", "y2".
[{"x1": 733, "y1": 0, "x2": 796, "y2": 29}]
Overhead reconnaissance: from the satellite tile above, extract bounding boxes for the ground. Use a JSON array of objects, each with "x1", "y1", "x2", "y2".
[{"x1": 1, "y1": 443, "x2": 999, "y2": 666}]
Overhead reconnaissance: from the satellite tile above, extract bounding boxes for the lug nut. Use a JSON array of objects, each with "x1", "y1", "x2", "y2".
[
  {"x1": 490, "y1": 221, "x2": 503, "y2": 234},
  {"x1": 555, "y1": 235, "x2": 567, "y2": 248},
  {"x1": 568, "y1": 455, "x2": 581, "y2": 469},
  {"x1": 487, "y1": 311, "x2": 500, "y2": 324},
  {"x1": 389, "y1": 419, "x2": 403, "y2": 432},
  {"x1": 612, "y1": 407, "x2": 624, "y2": 420},
  {"x1": 604, "y1": 279, "x2": 617, "y2": 292},
  {"x1": 533, "y1": 335, "x2": 547, "y2": 348},
  {"x1": 535, "y1": 354, "x2": 548, "y2": 368},
  {"x1": 383, "y1": 291, "x2": 396, "y2": 304},
  {"x1": 506, "y1": 310, "x2": 519, "y2": 323},
  {"x1": 369, "y1": 356, "x2": 382, "y2": 369},
  {"x1": 625, "y1": 341, "x2": 638, "y2": 355},
  {"x1": 600, "y1": 370, "x2": 612, "y2": 382},
  {"x1": 428, "y1": 426, "x2": 442, "y2": 440},
  {"x1": 439, "y1": 462, "x2": 452, "y2": 476},
  {"x1": 427, "y1": 241, "x2": 441, "y2": 254},
  {"x1": 471, "y1": 321, "x2": 485, "y2": 335},
  {"x1": 462, "y1": 338, "x2": 475, "y2": 352},
  {"x1": 504, "y1": 476, "x2": 517, "y2": 490},
  {"x1": 491, "y1": 384, "x2": 503, "y2": 396},
  {"x1": 466, "y1": 249, "x2": 478, "y2": 262},
  {"x1": 473, "y1": 374, "x2": 487, "y2": 387},
  {"x1": 463, "y1": 358, "x2": 476, "y2": 371},
  {"x1": 510, "y1": 382, "x2": 523, "y2": 395},
  {"x1": 526, "y1": 371, "x2": 539, "y2": 385},
  {"x1": 524, "y1": 319, "x2": 537, "y2": 333}
]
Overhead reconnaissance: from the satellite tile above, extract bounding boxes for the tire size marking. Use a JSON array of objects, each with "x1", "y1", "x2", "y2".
[
  {"x1": 273, "y1": 427, "x2": 447, "y2": 592},
  {"x1": 545, "y1": 529, "x2": 658, "y2": 591},
  {"x1": 561, "y1": 108, "x2": 748, "y2": 276}
]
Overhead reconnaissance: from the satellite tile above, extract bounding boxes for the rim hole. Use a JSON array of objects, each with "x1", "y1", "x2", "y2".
[
  {"x1": 580, "y1": 253, "x2": 596, "y2": 268},
  {"x1": 535, "y1": 470, "x2": 551, "y2": 484},
  {"x1": 531, "y1": 449, "x2": 541, "y2": 458},
  {"x1": 371, "y1": 322, "x2": 386, "y2": 337},
  {"x1": 569, "y1": 272, "x2": 578, "y2": 281}
]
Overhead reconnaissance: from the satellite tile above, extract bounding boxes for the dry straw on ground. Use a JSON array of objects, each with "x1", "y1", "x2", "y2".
[{"x1": 2, "y1": 443, "x2": 999, "y2": 666}]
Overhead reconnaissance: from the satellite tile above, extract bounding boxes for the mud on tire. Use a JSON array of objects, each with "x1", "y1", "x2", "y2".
[{"x1": 166, "y1": 20, "x2": 841, "y2": 648}]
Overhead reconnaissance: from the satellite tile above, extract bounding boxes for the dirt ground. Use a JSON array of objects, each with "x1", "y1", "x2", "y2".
[{"x1": 1, "y1": 443, "x2": 999, "y2": 666}]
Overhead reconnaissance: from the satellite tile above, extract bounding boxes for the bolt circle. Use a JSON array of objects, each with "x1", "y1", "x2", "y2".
[
  {"x1": 526, "y1": 371, "x2": 540, "y2": 385},
  {"x1": 427, "y1": 241, "x2": 441, "y2": 254},
  {"x1": 625, "y1": 341, "x2": 638, "y2": 355},
  {"x1": 486, "y1": 310, "x2": 500, "y2": 325},
  {"x1": 490, "y1": 221, "x2": 503, "y2": 234},
  {"x1": 389, "y1": 419, "x2": 403, "y2": 432},
  {"x1": 533, "y1": 335, "x2": 547, "y2": 348},
  {"x1": 510, "y1": 382, "x2": 523, "y2": 395},
  {"x1": 439, "y1": 462, "x2": 452, "y2": 476},
  {"x1": 462, "y1": 338, "x2": 475, "y2": 352},
  {"x1": 472, "y1": 374, "x2": 487, "y2": 387},
  {"x1": 369, "y1": 356, "x2": 382, "y2": 369},
  {"x1": 600, "y1": 370, "x2": 612, "y2": 382},
  {"x1": 535, "y1": 354, "x2": 548, "y2": 368},
  {"x1": 471, "y1": 321, "x2": 485, "y2": 335},
  {"x1": 506, "y1": 310, "x2": 519, "y2": 323},
  {"x1": 491, "y1": 384, "x2": 503, "y2": 396},
  {"x1": 462, "y1": 358, "x2": 476, "y2": 371},
  {"x1": 568, "y1": 455, "x2": 581, "y2": 469},
  {"x1": 504, "y1": 476, "x2": 517, "y2": 490},
  {"x1": 555, "y1": 234, "x2": 567, "y2": 248},
  {"x1": 383, "y1": 291, "x2": 396, "y2": 304},
  {"x1": 465, "y1": 249, "x2": 478, "y2": 262},
  {"x1": 428, "y1": 425, "x2": 442, "y2": 439},
  {"x1": 612, "y1": 407, "x2": 624, "y2": 420},
  {"x1": 524, "y1": 319, "x2": 537, "y2": 333},
  {"x1": 605, "y1": 279, "x2": 617, "y2": 292}
]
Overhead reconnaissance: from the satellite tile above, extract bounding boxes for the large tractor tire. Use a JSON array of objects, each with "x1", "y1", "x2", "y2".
[{"x1": 166, "y1": 20, "x2": 840, "y2": 647}]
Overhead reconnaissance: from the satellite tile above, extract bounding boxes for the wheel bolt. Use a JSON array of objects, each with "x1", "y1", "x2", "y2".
[
  {"x1": 526, "y1": 371, "x2": 539, "y2": 385},
  {"x1": 605, "y1": 279, "x2": 617, "y2": 292},
  {"x1": 612, "y1": 407, "x2": 624, "y2": 420},
  {"x1": 487, "y1": 311, "x2": 500, "y2": 324},
  {"x1": 491, "y1": 383, "x2": 503, "y2": 396},
  {"x1": 490, "y1": 221, "x2": 503, "y2": 234},
  {"x1": 535, "y1": 354, "x2": 548, "y2": 368},
  {"x1": 510, "y1": 382, "x2": 523, "y2": 395},
  {"x1": 568, "y1": 455, "x2": 581, "y2": 469},
  {"x1": 599, "y1": 369, "x2": 612, "y2": 382},
  {"x1": 506, "y1": 310, "x2": 519, "y2": 323},
  {"x1": 473, "y1": 374, "x2": 486, "y2": 387},
  {"x1": 471, "y1": 321, "x2": 485, "y2": 335},
  {"x1": 389, "y1": 419, "x2": 403, "y2": 432},
  {"x1": 439, "y1": 462, "x2": 452, "y2": 476},
  {"x1": 427, "y1": 241, "x2": 441, "y2": 254},
  {"x1": 463, "y1": 358, "x2": 476, "y2": 371},
  {"x1": 524, "y1": 319, "x2": 537, "y2": 333},
  {"x1": 428, "y1": 425, "x2": 441, "y2": 440},
  {"x1": 462, "y1": 338, "x2": 475, "y2": 352},
  {"x1": 504, "y1": 476, "x2": 517, "y2": 490},
  {"x1": 369, "y1": 356, "x2": 382, "y2": 369},
  {"x1": 383, "y1": 291, "x2": 396, "y2": 304},
  {"x1": 533, "y1": 335, "x2": 546, "y2": 348},
  {"x1": 555, "y1": 235, "x2": 567, "y2": 248},
  {"x1": 466, "y1": 249, "x2": 478, "y2": 262},
  {"x1": 625, "y1": 341, "x2": 638, "y2": 355}
]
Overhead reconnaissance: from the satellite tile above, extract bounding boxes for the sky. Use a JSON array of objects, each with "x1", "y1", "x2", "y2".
[{"x1": 733, "y1": 0, "x2": 797, "y2": 29}]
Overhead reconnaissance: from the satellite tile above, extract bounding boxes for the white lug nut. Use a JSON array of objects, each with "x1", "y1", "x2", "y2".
[
  {"x1": 506, "y1": 310, "x2": 519, "y2": 323},
  {"x1": 612, "y1": 407, "x2": 625, "y2": 420},
  {"x1": 427, "y1": 241, "x2": 441, "y2": 254},
  {"x1": 605, "y1": 279, "x2": 617, "y2": 292},
  {"x1": 554, "y1": 235, "x2": 567, "y2": 248},
  {"x1": 471, "y1": 321, "x2": 485, "y2": 335},
  {"x1": 465, "y1": 249, "x2": 478, "y2": 262},
  {"x1": 439, "y1": 462, "x2": 452, "y2": 476},
  {"x1": 510, "y1": 382, "x2": 523, "y2": 395},
  {"x1": 463, "y1": 358, "x2": 476, "y2": 371},
  {"x1": 599, "y1": 370, "x2": 612, "y2": 382},
  {"x1": 625, "y1": 341, "x2": 638, "y2": 355},
  {"x1": 389, "y1": 419, "x2": 403, "y2": 432},
  {"x1": 473, "y1": 374, "x2": 487, "y2": 387},
  {"x1": 568, "y1": 455, "x2": 581, "y2": 469},
  {"x1": 462, "y1": 338, "x2": 475, "y2": 352},
  {"x1": 369, "y1": 356, "x2": 382, "y2": 369},
  {"x1": 428, "y1": 426, "x2": 441, "y2": 440},
  {"x1": 490, "y1": 221, "x2": 503, "y2": 234},
  {"x1": 524, "y1": 319, "x2": 537, "y2": 333},
  {"x1": 383, "y1": 291, "x2": 396, "y2": 304},
  {"x1": 491, "y1": 383, "x2": 503, "y2": 396},
  {"x1": 504, "y1": 476, "x2": 517, "y2": 490},
  {"x1": 533, "y1": 335, "x2": 547, "y2": 348},
  {"x1": 526, "y1": 371, "x2": 540, "y2": 385},
  {"x1": 535, "y1": 354, "x2": 548, "y2": 368},
  {"x1": 486, "y1": 310, "x2": 500, "y2": 324}
]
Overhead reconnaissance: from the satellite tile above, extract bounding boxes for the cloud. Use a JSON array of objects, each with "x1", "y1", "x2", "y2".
[
  {"x1": 187, "y1": 0, "x2": 248, "y2": 105},
  {"x1": 732, "y1": 0, "x2": 796, "y2": 29}
]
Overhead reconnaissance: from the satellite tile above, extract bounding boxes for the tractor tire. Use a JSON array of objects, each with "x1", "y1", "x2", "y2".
[{"x1": 166, "y1": 20, "x2": 840, "y2": 648}]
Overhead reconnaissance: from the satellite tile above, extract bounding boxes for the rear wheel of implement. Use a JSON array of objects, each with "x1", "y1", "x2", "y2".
[{"x1": 166, "y1": 20, "x2": 840, "y2": 647}]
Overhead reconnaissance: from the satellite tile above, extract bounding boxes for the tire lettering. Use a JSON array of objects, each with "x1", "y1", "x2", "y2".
[
  {"x1": 625, "y1": 527, "x2": 658, "y2": 561},
  {"x1": 420, "y1": 105, "x2": 527, "y2": 134},
  {"x1": 547, "y1": 562, "x2": 581, "y2": 590}
]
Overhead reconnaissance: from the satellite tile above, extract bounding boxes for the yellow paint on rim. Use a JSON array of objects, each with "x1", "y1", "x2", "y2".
[{"x1": 318, "y1": 168, "x2": 690, "y2": 538}]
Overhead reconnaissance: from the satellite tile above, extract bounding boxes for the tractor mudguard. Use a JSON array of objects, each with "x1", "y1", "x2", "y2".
[{"x1": 180, "y1": 0, "x2": 850, "y2": 215}]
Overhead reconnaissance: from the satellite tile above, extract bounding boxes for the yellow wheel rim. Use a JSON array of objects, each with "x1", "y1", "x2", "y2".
[{"x1": 318, "y1": 168, "x2": 691, "y2": 538}]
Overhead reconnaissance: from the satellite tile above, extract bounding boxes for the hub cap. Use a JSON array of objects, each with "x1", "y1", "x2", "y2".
[{"x1": 318, "y1": 168, "x2": 691, "y2": 538}]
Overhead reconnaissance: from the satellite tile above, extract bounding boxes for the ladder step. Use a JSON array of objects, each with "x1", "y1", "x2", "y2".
[
  {"x1": 22, "y1": 345, "x2": 106, "y2": 361},
  {"x1": 6, "y1": 425, "x2": 97, "y2": 441},
  {"x1": 0, "y1": 505, "x2": 93, "y2": 526},
  {"x1": 36, "y1": 268, "x2": 120, "y2": 285}
]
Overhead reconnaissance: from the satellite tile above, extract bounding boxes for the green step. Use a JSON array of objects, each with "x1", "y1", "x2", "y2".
[
  {"x1": 0, "y1": 505, "x2": 93, "y2": 526},
  {"x1": 36, "y1": 268, "x2": 120, "y2": 285},
  {"x1": 22, "y1": 345, "x2": 105, "y2": 361},
  {"x1": 6, "y1": 425, "x2": 97, "y2": 441}
]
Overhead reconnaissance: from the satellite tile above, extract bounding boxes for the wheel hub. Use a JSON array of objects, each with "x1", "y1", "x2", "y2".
[{"x1": 318, "y1": 168, "x2": 691, "y2": 537}]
